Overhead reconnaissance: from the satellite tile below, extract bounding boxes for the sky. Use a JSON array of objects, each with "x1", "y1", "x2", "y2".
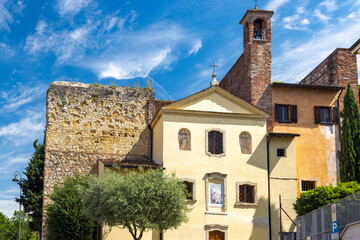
[{"x1": 1, "y1": 0, "x2": 360, "y2": 217}]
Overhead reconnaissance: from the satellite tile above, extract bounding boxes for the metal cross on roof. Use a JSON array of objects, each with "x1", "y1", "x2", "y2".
[{"x1": 210, "y1": 62, "x2": 218, "y2": 74}]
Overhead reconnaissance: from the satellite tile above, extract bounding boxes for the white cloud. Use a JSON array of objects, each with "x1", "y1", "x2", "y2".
[
  {"x1": 99, "y1": 48, "x2": 171, "y2": 79},
  {"x1": 0, "y1": 42, "x2": 15, "y2": 58},
  {"x1": 319, "y1": 0, "x2": 338, "y2": 12},
  {"x1": 56, "y1": 0, "x2": 92, "y2": 16},
  {"x1": 282, "y1": 13, "x2": 308, "y2": 30},
  {"x1": 300, "y1": 18, "x2": 310, "y2": 25},
  {"x1": 0, "y1": 110, "x2": 45, "y2": 146},
  {"x1": 0, "y1": 0, "x2": 25, "y2": 31},
  {"x1": 25, "y1": 20, "x2": 94, "y2": 62},
  {"x1": 314, "y1": 9, "x2": 331, "y2": 22},
  {"x1": 188, "y1": 40, "x2": 202, "y2": 56},
  {"x1": 0, "y1": 199, "x2": 18, "y2": 218},
  {"x1": 272, "y1": 11, "x2": 360, "y2": 83},
  {"x1": 265, "y1": 0, "x2": 290, "y2": 11},
  {"x1": 0, "y1": 83, "x2": 46, "y2": 112},
  {"x1": 0, "y1": 0, "x2": 13, "y2": 31}
]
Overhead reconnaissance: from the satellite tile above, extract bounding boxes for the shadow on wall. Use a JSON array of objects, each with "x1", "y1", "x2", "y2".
[
  {"x1": 246, "y1": 135, "x2": 267, "y2": 171},
  {"x1": 248, "y1": 197, "x2": 280, "y2": 240},
  {"x1": 125, "y1": 128, "x2": 152, "y2": 161}
]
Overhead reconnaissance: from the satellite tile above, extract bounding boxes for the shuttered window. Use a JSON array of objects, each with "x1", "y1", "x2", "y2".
[
  {"x1": 274, "y1": 104, "x2": 297, "y2": 123},
  {"x1": 314, "y1": 106, "x2": 339, "y2": 124}
]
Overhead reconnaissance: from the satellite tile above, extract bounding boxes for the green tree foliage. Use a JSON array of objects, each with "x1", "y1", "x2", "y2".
[
  {"x1": 293, "y1": 181, "x2": 360, "y2": 216},
  {"x1": 339, "y1": 83, "x2": 360, "y2": 182},
  {"x1": 46, "y1": 176, "x2": 93, "y2": 240},
  {"x1": 0, "y1": 211, "x2": 36, "y2": 240},
  {"x1": 0, "y1": 212, "x2": 16, "y2": 240},
  {"x1": 17, "y1": 139, "x2": 45, "y2": 232},
  {"x1": 81, "y1": 168, "x2": 190, "y2": 240}
]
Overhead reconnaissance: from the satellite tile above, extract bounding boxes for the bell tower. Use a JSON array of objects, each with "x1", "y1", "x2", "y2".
[{"x1": 220, "y1": 7, "x2": 274, "y2": 119}]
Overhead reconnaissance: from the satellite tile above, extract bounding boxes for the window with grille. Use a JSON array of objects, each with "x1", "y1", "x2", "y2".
[
  {"x1": 277, "y1": 148, "x2": 286, "y2": 157},
  {"x1": 236, "y1": 182, "x2": 257, "y2": 206},
  {"x1": 239, "y1": 185, "x2": 255, "y2": 203},
  {"x1": 301, "y1": 180, "x2": 316, "y2": 192},
  {"x1": 208, "y1": 131, "x2": 223, "y2": 154}
]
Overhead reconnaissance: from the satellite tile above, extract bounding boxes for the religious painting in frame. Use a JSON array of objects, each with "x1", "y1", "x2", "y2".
[{"x1": 208, "y1": 183, "x2": 223, "y2": 207}]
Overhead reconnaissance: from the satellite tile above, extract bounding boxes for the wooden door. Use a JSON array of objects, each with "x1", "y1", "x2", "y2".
[{"x1": 209, "y1": 230, "x2": 225, "y2": 240}]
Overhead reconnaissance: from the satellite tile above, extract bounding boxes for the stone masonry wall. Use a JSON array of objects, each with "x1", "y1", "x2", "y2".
[
  {"x1": 300, "y1": 48, "x2": 359, "y2": 108},
  {"x1": 220, "y1": 42, "x2": 273, "y2": 130},
  {"x1": 42, "y1": 81, "x2": 154, "y2": 238}
]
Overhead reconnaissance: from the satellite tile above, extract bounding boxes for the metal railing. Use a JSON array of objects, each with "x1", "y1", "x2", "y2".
[{"x1": 296, "y1": 191, "x2": 360, "y2": 240}]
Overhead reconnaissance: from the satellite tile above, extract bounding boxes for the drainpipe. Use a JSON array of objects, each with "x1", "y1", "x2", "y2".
[
  {"x1": 336, "y1": 89, "x2": 343, "y2": 139},
  {"x1": 267, "y1": 135, "x2": 273, "y2": 240},
  {"x1": 336, "y1": 89, "x2": 343, "y2": 183}
]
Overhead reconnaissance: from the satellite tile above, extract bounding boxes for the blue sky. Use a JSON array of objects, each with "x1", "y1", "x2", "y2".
[{"x1": 1, "y1": 0, "x2": 360, "y2": 217}]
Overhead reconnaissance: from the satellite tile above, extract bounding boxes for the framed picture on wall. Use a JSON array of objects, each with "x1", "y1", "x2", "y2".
[{"x1": 208, "y1": 183, "x2": 223, "y2": 207}]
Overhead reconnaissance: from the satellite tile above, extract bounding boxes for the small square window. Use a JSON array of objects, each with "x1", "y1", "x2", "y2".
[
  {"x1": 301, "y1": 180, "x2": 316, "y2": 192},
  {"x1": 239, "y1": 185, "x2": 255, "y2": 203},
  {"x1": 277, "y1": 148, "x2": 286, "y2": 157},
  {"x1": 236, "y1": 182, "x2": 257, "y2": 206}
]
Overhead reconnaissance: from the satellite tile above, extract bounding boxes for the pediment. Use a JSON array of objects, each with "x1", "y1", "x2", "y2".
[{"x1": 163, "y1": 86, "x2": 267, "y2": 116}]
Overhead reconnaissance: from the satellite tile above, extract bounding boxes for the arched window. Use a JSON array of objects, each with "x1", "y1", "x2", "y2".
[
  {"x1": 178, "y1": 128, "x2": 191, "y2": 150},
  {"x1": 253, "y1": 19, "x2": 266, "y2": 40},
  {"x1": 240, "y1": 131, "x2": 252, "y2": 154}
]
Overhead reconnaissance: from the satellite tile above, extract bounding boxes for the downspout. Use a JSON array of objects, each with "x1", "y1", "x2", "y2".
[
  {"x1": 267, "y1": 135, "x2": 273, "y2": 240},
  {"x1": 150, "y1": 124, "x2": 153, "y2": 163},
  {"x1": 336, "y1": 89, "x2": 343, "y2": 183},
  {"x1": 337, "y1": 89, "x2": 343, "y2": 139}
]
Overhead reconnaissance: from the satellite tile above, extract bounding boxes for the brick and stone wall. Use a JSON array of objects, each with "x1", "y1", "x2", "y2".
[
  {"x1": 220, "y1": 14, "x2": 273, "y2": 130},
  {"x1": 42, "y1": 81, "x2": 154, "y2": 238},
  {"x1": 300, "y1": 48, "x2": 359, "y2": 108}
]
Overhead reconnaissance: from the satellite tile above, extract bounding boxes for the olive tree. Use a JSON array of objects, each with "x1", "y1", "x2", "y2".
[{"x1": 81, "y1": 168, "x2": 190, "y2": 240}]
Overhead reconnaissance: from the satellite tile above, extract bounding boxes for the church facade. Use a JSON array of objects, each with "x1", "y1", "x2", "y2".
[{"x1": 41, "y1": 5, "x2": 360, "y2": 240}]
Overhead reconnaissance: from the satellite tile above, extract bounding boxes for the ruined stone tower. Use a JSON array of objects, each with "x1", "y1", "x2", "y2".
[{"x1": 42, "y1": 82, "x2": 155, "y2": 238}]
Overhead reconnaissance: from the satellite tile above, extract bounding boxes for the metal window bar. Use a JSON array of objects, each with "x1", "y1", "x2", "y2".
[
  {"x1": 239, "y1": 185, "x2": 254, "y2": 203},
  {"x1": 301, "y1": 181, "x2": 316, "y2": 192},
  {"x1": 208, "y1": 131, "x2": 223, "y2": 154}
]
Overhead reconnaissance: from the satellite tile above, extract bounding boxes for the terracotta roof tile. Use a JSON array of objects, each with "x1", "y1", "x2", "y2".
[{"x1": 102, "y1": 159, "x2": 161, "y2": 168}]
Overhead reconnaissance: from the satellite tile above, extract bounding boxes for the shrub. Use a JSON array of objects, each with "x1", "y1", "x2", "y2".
[
  {"x1": 46, "y1": 176, "x2": 93, "y2": 240},
  {"x1": 293, "y1": 181, "x2": 360, "y2": 216}
]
